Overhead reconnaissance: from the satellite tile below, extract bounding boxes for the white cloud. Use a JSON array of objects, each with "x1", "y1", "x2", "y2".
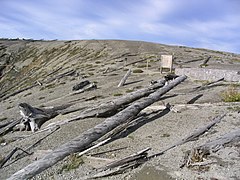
[{"x1": 0, "y1": 0, "x2": 239, "y2": 53}]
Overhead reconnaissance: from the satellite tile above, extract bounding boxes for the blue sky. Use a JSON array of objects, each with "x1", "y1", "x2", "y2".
[{"x1": 0, "y1": 0, "x2": 240, "y2": 53}]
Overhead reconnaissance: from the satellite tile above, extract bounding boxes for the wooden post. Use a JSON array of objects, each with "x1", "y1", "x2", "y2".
[
  {"x1": 8, "y1": 75, "x2": 187, "y2": 180},
  {"x1": 117, "y1": 69, "x2": 131, "y2": 87}
]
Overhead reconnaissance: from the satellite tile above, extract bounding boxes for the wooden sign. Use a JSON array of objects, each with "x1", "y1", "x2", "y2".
[{"x1": 160, "y1": 55, "x2": 173, "y2": 73}]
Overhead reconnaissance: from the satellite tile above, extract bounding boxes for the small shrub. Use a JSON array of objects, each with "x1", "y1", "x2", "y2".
[
  {"x1": 161, "y1": 133, "x2": 170, "y2": 137},
  {"x1": 95, "y1": 61, "x2": 101, "y2": 64},
  {"x1": 0, "y1": 117, "x2": 7, "y2": 121},
  {"x1": 24, "y1": 92, "x2": 32, "y2": 97},
  {"x1": 221, "y1": 86, "x2": 240, "y2": 102},
  {"x1": 113, "y1": 93, "x2": 123, "y2": 96},
  {"x1": 126, "y1": 89, "x2": 134, "y2": 93},
  {"x1": 137, "y1": 64, "x2": 151, "y2": 68},
  {"x1": 58, "y1": 154, "x2": 84, "y2": 173},
  {"x1": 6, "y1": 106, "x2": 13, "y2": 110},
  {"x1": 0, "y1": 137, "x2": 5, "y2": 144},
  {"x1": 133, "y1": 69, "x2": 144, "y2": 73}
]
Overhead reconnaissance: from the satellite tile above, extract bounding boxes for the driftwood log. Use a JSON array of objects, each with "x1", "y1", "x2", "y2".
[
  {"x1": 183, "y1": 129, "x2": 240, "y2": 167},
  {"x1": 117, "y1": 69, "x2": 131, "y2": 87},
  {"x1": 191, "y1": 78, "x2": 224, "y2": 92},
  {"x1": 42, "y1": 78, "x2": 167, "y2": 130},
  {"x1": 149, "y1": 113, "x2": 226, "y2": 158},
  {"x1": 72, "y1": 80, "x2": 90, "y2": 91},
  {"x1": 8, "y1": 75, "x2": 187, "y2": 180},
  {"x1": 86, "y1": 148, "x2": 151, "y2": 179},
  {"x1": 17, "y1": 103, "x2": 73, "y2": 132},
  {"x1": 0, "y1": 118, "x2": 22, "y2": 136},
  {"x1": 0, "y1": 126, "x2": 60, "y2": 168}
]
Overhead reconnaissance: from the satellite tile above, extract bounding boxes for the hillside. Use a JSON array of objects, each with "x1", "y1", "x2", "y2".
[{"x1": 0, "y1": 39, "x2": 239, "y2": 180}]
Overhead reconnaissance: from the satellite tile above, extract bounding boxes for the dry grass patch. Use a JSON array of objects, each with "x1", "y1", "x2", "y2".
[
  {"x1": 221, "y1": 85, "x2": 240, "y2": 102},
  {"x1": 133, "y1": 69, "x2": 144, "y2": 73}
]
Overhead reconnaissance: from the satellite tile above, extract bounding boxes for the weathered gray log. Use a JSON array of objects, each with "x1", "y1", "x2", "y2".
[
  {"x1": 42, "y1": 79, "x2": 167, "y2": 130},
  {"x1": 0, "y1": 118, "x2": 22, "y2": 136},
  {"x1": 99, "y1": 147, "x2": 150, "y2": 171},
  {"x1": 18, "y1": 103, "x2": 72, "y2": 132},
  {"x1": 191, "y1": 78, "x2": 224, "y2": 92},
  {"x1": 86, "y1": 148, "x2": 150, "y2": 179},
  {"x1": 1, "y1": 127, "x2": 59, "y2": 168},
  {"x1": 1, "y1": 83, "x2": 39, "y2": 101},
  {"x1": 117, "y1": 69, "x2": 131, "y2": 87},
  {"x1": 183, "y1": 129, "x2": 240, "y2": 167},
  {"x1": 182, "y1": 57, "x2": 204, "y2": 64},
  {"x1": 8, "y1": 75, "x2": 186, "y2": 180},
  {"x1": 72, "y1": 80, "x2": 90, "y2": 91},
  {"x1": 196, "y1": 128, "x2": 240, "y2": 152},
  {"x1": 0, "y1": 119, "x2": 12, "y2": 129},
  {"x1": 0, "y1": 148, "x2": 32, "y2": 168},
  {"x1": 149, "y1": 113, "x2": 226, "y2": 158},
  {"x1": 199, "y1": 56, "x2": 211, "y2": 67},
  {"x1": 70, "y1": 83, "x2": 97, "y2": 95}
]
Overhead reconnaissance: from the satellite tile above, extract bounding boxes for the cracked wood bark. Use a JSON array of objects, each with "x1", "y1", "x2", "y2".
[
  {"x1": 42, "y1": 79, "x2": 167, "y2": 130},
  {"x1": 184, "y1": 129, "x2": 240, "y2": 167},
  {"x1": 191, "y1": 78, "x2": 224, "y2": 92},
  {"x1": 196, "y1": 128, "x2": 240, "y2": 152},
  {"x1": 8, "y1": 75, "x2": 186, "y2": 180},
  {"x1": 86, "y1": 148, "x2": 150, "y2": 179},
  {"x1": 0, "y1": 118, "x2": 22, "y2": 136},
  {"x1": 117, "y1": 69, "x2": 131, "y2": 87}
]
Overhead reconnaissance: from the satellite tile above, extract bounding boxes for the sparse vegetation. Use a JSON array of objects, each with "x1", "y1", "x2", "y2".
[
  {"x1": 137, "y1": 64, "x2": 151, "y2": 68},
  {"x1": 126, "y1": 89, "x2": 134, "y2": 93},
  {"x1": 221, "y1": 85, "x2": 240, "y2": 102},
  {"x1": 0, "y1": 117, "x2": 7, "y2": 121},
  {"x1": 40, "y1": 83, "x2": 57, "y2": 91},
  {"x1": 24, "y1": 92, "x2": 32, "y2": 97},
  {"x1": 113, "y1": 93, "x2": 123, "y2": 96},
  {"x1": 161, "y1": 133, "x2": 170, "y2": 137},
  {"x1": 6, "y1": 106, "x2": 13, "y2": 110},
  {"x1": 58, "y1": 154, "x2": 84, "y2": 173},
  {"x1": 133, "y1": 69, "x2": 144, "y2": 73}
]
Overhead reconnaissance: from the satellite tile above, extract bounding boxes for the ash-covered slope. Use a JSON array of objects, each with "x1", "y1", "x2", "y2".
[{"x1": 0, "y1": 39, "x2": 239, "y2": 100}]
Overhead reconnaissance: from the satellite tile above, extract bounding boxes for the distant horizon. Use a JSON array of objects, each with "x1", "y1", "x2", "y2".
[{"x1": 2, "y1": 37, "x2": 240, "y2": 55}]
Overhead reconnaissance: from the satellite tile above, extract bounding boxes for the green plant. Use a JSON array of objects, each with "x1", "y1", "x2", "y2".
[
  {"x1": 24, "y1": 92, "x2": 32, "y2": 97},
  {"x1": 113, "y1": 93, "x2": 123, "y2": 96},
  {"x1": 6, "y1": 106, "x2": 13, "y2": 110},
  {"x1": 161, "y1": 133, "x2": 170, "y2": 137},
  {"x1": 0, "y1": 117, "x2": 7, "y2": 121},
  {"x1": 221, "y1": 86, "x2": 240, "y2": 102},
  {"x1": 0, "y1": 137, "x2": 5, "y2": 144},
  {"x1": 128, "y1": 135, "x2": 134, "y2": 140},
  {"x1": 133, "y1": 69, "x2": 144, "y2": 73},
  {"x1": 137, "y1": 64, "x2": 151, "y2": 68},
  {"x1": 58, "y1": 154, "x2": 84, "y2": 173},
  {"x1": 126, "y1": 89, "x2": 134, "y2": 93}
]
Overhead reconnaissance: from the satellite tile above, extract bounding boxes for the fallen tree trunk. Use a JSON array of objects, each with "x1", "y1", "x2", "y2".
[
  {"x1": 8, "y1": 75, "x2": 187, "y2": 180},
  {"x1": 0, "y1": 118, "x2": 22, "y2": 136},
  {"x1": 86, "y1": 148, "x2": 150, "y2": 179},
  {"x1": 149, "y1": 113, "x2": 226, "y2": 157},
  {"x1": 117, "y1": 69, "x2": 131, "y2": 87},
  {"x1": 183, "y1": 129, "x2": 240, "y2": 167},
  {"x1": 42, "y1": 79, "x2": 167, "y2": 130},
  {"x1": 196, "y1": 128, "x2": 240, "y2": 152},
  {"x1": 191, "y1": 78, "x2": 224, "y2": 92}
]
